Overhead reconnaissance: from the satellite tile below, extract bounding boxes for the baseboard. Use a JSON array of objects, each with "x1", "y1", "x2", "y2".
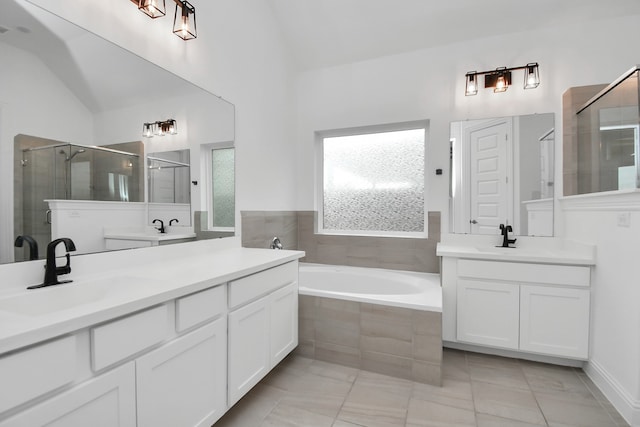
[
  {"x1": 585, "y1": 359, "x2": 640, "y2": 426},
  {"x1": 443, "y1": 341, "x2": 585, "y2": 367}
]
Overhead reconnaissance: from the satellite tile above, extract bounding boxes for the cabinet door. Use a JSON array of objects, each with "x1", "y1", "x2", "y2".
[
  {"x1": 270, "y1": 282, "x2": 298, "y2": 366},
  {"x1": 228, "y1": 296, "x2": 270, "y2": 406},
  {"x1": 136, "y1": 318, "x2": 227, "y2": 427},
  {"x1": 520, "y1": 285, "x2": 590, "y2": 359},
  {"x1": 0, "y1": 362, "x2": 135, "y2": 427},
  {"x1": 457, "y1": 279, "x2": 519, "y2": 349}
]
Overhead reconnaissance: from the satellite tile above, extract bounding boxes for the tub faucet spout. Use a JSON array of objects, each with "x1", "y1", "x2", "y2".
[{"x1": 270, "y1": 237, "x2": 283, "y2": 250}]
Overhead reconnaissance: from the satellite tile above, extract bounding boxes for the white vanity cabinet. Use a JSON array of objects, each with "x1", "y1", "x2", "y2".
[
  {"x1": 445, "y1": 258, "x2": 591, "y2": 360},
  {"x1": 0, "y1": 362, "x2": 137, "y2": 427},
  {"x1": 136, "y1": 317, "x2": 227, "y2": 427},
  {"x1": 0, "y1": 248, "x2": 303, "y2": 427},
  {"x1": 227, "y1": 261, "x2": 298, "y2": 406}
]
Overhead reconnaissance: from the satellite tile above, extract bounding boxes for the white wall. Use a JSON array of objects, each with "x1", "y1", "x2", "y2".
[
  {"x1": 27, "y1": 0, "x2": 299, "y2": 218},
  {"x1": 563, "y1": 196, "x2": 640, "y2": 425},
  {"x1": 293, "y1": 13, "x2": 640, "y2": 425}
]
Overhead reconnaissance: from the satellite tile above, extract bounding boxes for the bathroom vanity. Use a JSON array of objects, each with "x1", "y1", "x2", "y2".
[
  {"x1": 0, "y1": 238, "x2": 303, "y2": 427},
  {"x1": 437, "y1": 234, "x2": 596, "y2": 362}
]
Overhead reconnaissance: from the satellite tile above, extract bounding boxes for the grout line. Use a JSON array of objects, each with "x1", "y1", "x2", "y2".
[
  {"x1": 519, "y1": 359, "x2": 550, "y2": 426},
  {"x1": 332, "y1": 368, "x2": 360, "y2": 427}
]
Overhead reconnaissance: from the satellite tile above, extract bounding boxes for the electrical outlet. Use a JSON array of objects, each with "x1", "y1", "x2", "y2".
[{"x1": 617, "y1": 212, "x2": 631, "y2": 228}]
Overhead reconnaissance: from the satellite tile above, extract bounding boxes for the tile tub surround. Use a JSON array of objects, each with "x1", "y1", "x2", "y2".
[
  {"x1": 298, "y1": 295, "x2": 443, "y2": 386},
  {"x1": 241, "y1": 210, "x2": 441, "y2": 273}
]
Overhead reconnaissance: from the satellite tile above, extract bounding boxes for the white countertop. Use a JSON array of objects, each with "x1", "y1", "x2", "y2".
[
  {"x1": 436, "y1": 234, "x2": 596, "y2": 266},
  {"x1": 0, "y1": 247, "x2": 304, "y2": 355},
  {"x1": 103, "y1": 231, "x2": 197, "y2": 241}
]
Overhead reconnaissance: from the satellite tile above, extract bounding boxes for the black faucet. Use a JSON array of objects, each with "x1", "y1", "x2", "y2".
[
  {"x1": 169, "y1": 218, "x2": 179, "y2": 226},
  {"x1": 153, "y1": 219, "x2": 166, "y2": 234},
  {"x1": 498, "y1": 224, "x2": 517, "y2": 248},
  {"x1": 15, "y1": 235, "x2": 39, "y2": 260},
  {"x1": 28, "y1": 238, "x2": 76, "y2": 289}
]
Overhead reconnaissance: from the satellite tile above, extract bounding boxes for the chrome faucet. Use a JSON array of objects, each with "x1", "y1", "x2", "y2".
[
  {"x1": 499, "y1": 224, "x2": 517, "y2": 248},
  {"x1": 28, "y1": 238, "x2": 76, "y2": 289},
  {"x1": 270, "y1": 237, "x2": 283, "y2": 250},
  {"x1": 15, "y1": 235, "x2": 39, "y2": 260},
  {"x1": 169, "y1": 218, "x2": 179, "y2": 226},
  {"x1": 153, "y1": 219, "x2": 166, "y2": 234}
]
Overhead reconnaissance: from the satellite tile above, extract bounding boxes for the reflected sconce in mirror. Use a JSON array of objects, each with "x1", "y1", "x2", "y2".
[
  {"x1": 136, "y1": 0, "x2": 166, "y2": 18},
  {"x1": 173, "y1": 0, "x2": 197, "y2": 40},
  {"x1": 143, "y1": 119, "x2": 178, "y2": 138},
  {"x1": 465, "y1": 63, "x2": 539, "y2": 96}
]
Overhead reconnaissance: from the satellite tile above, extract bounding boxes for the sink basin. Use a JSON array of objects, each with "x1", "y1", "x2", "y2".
[{"x1": 0, "y1": 276, "x2": 156, "y2": 317}]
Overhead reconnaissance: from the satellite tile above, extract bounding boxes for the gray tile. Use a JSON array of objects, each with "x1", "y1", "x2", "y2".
[
  {"x1": 406, "y1": 398, "x2": 476, "y2": 426},
  {"x1": 476, "y1": 413, "x2": 547, "y2": 427},
  {"x1": 412, "y1": 360, "x2": 442, "y2": 386},
  {"x1": 315, "y1": 341, "x2": 361, "y2": 368},
  {"x1": 261, "y1": 401, "x2": 335, "y2": 427},
  {"x1": 361, "y1": 350, "x2": 413, "y2": 380},
  {"x1": 338, "y1": 372, "x2": 411, "y2": 427},
  {"x1": 412, "y1": 311, "x2": 442, "y2": 336},
  {"x1": 472, "y1": 381, "x2": 547, "y2": 425},
  {"x1": 412, "y1": 333, "x2": 442, "y2": 363},
  {"x1": 411, "y1": 376, "x2": 474, "y2": 411},
  {"x1": 535, "y1": 389, "x2": 619, "y2": 427},
  {"x1": 215, "y1": 383, "x2": 283, "y2": 427},
  {"x1": 468, "y1": 360, "x2": 530, "y2": 390},
  {"x1": 307, "y1": 359, "x2": 359, "y2": 384}
]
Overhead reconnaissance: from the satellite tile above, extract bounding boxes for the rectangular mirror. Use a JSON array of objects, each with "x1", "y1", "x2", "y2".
[
  {"x1": 449, "y1": 113, "x2": 554, "y2": 236},
  {"x1": 3, "y1": 0, "x2": 235, "y2": 264}
]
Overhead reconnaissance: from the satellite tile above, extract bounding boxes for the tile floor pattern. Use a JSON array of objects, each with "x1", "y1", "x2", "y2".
[{"x1": 214, "y1": 349, "x2": 629, "y2": 427}]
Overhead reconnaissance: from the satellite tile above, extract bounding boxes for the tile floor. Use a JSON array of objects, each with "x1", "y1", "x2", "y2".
[{"x1": 214, "y1": 349, "x2": 629, "y2": 427}]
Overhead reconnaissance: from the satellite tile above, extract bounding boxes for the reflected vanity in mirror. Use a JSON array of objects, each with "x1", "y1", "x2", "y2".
[
  {"x1": 3, "y1": 0, "x2": 235, "y2": 263},
  {"x1": 449, "y1": 113, "x2": 554, "y2": 237}
]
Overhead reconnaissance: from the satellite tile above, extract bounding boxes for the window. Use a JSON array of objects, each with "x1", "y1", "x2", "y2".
[
  {"x1": 317, "y1": 122, "x2": 427, "y2": 237},
  {"x1": 201, "y1": 143, "x2": 235, "y2": 231}
]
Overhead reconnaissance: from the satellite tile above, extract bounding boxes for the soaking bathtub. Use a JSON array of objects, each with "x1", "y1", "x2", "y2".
[
  {"x1": 297, "y1": 263, "x2": 443, "y2": 385},
  {"x1": 298, "y1": 263, "x2": 442, "y2": 312}
]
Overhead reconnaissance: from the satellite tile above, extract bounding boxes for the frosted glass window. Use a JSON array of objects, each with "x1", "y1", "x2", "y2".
[
  {"x1": 322, "y1": 128, "x2": 425, "y2": 234},
  {"x1": 211, "y1": 148, "x2": 235, "y2": 228}
]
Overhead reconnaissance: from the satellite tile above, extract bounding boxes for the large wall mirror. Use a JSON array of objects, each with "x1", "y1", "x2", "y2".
[
  {"x1": 2, "y1": 0, "x2": 235, "y2": 264},
  {"x1": 449, "y1": 113, "x2": 554, "y2": 237}
]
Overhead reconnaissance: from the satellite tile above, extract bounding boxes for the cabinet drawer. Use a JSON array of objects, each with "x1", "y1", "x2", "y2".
[
  {"x1": 458, "y1": 259, "x2": 590, "y2": 287},
  {"x1": 229, "y1": 261, "x2": 298, "y2": 309},
  {"x1": 91, "y1": 305, "x2": 169, "y2": 371},
  {"x1": 0, "y1": 335, "x2": 76, "y2": 414},
  {"x1": 176, "y1": 284, "x2": 227, "y2": 332}
]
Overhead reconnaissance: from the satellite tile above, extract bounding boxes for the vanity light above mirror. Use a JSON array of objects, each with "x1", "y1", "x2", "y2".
[{"x1": 465, "y1": 63, "x2": 540, "y2": 96}]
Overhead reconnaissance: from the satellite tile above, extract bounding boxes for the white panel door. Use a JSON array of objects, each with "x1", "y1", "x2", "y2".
[
  {"x1": 269, "y1": 282, "x2": 298, "y2": 366},
  {"x1": 136, "y1": 318, "x2": 227, "y2": 427},
  {"x1": 228, "y1": 296, "x2": 270, "y2": 406},
  {"x1": 520, "y1": 285, "x2": 590, "y2": 359},
  {"x1": 457, "y1": 279, "x2": 519, "y2": 349},
  {"x1": 467, "y1": 118, "x2": 512, "y2": 234},
  {"x1": 0, "y1": 363, "x2": 136, "y2": 427}
]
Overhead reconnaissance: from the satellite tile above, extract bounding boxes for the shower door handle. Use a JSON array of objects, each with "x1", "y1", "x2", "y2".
[
  {"x1": 45, "y1": 209, "x2": 51, "y2": 225},
  {"x1": 470, "y1": 219, "x2": 478, "y2": 224}
]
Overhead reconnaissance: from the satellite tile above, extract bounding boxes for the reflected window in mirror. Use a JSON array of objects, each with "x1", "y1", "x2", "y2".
[
  {"x1": 449, "y1": 113, "x2": 554, "y2": 237},
  {"x1": 202, "y1": 144, "x2": 235, "y2": 232},
  {"x1": 316, "y1": 121, "x2": 428, "y2": 238}
]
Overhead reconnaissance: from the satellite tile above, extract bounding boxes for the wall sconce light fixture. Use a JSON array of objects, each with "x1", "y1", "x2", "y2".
[
  {"x1": 137, "y1": 0, "x2": 166, "y2": 18},
  {"x1": 465, "y1": 63, "x2": 540, "y2": 96},
  {"x1": 143, "y1": 119, "x2": 178, "y2": 138},
  {"x1": 173, "y1": 0, "x2": 197, "y2": 40}
]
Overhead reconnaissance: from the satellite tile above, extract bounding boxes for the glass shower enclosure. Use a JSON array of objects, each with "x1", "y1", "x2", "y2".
[
  {"x1": 576, "y1": 65, "x2": 640, "y2": 194},
  {"x1": 15, "y1": 140, "x2": 142, "y2": 262}
]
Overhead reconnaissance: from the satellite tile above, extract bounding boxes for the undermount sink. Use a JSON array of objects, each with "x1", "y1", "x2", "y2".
[{"x1": 0, "y1": 276, "x2": 156, "y2": 317}]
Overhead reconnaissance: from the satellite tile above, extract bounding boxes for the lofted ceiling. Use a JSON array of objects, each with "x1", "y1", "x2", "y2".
[{"x1": 266, "y1": 0, "x2": 640, "y2": 70}]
